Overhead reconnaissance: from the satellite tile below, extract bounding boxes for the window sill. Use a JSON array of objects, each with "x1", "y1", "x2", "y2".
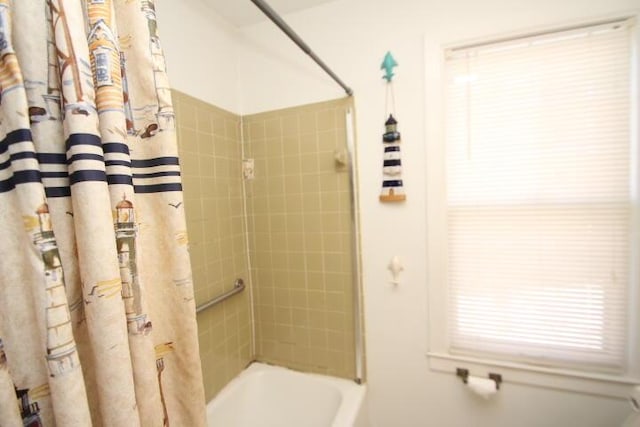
[{"x1": 427, "y1": 352, "x2": 640, "y2": 399}]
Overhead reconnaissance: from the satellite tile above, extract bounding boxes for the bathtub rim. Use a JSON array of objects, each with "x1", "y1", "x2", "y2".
[{"x1": 206, "y1": 361, "x2": 367, "y2": 427}]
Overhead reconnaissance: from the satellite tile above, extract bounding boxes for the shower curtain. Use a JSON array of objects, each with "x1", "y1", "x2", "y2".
[{"x1": 0, "y1": 1, "x2": 205, "y2": 426}]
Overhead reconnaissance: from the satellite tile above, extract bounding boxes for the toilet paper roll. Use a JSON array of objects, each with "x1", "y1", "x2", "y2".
[
  {"x1": 467, "y1": 376, "x2": 498, "y2": 400},
  {"x1": 630, "y1": 386, "x2": 640, "y2": 412}
]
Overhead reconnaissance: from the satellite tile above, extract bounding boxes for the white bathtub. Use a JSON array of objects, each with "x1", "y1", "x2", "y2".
[{"x1": 206, "y1": 362, "x2": 369, "y2": 427}]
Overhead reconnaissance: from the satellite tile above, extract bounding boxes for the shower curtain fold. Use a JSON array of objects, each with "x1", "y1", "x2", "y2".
[{"x1": 0, "y1": 1, "x2": 205, "y2": 426}]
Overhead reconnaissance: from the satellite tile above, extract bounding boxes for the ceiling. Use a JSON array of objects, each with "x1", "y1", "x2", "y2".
[{"x1": 203, "y1": 0, "x2": 338, "y2": 27}]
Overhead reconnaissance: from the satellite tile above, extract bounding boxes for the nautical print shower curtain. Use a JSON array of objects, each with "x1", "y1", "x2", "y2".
[{"x1": 0, "y1": 1, "x2": 205, "y2": 426}]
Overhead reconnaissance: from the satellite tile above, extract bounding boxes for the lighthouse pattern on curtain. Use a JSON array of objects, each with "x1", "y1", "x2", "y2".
[{"x1": 0, "y1": 0, "x2": 205, "y2": 425}]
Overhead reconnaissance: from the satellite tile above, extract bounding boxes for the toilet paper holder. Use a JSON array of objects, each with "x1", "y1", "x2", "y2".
[{"x1": 456, "y1": 367, "x2": 502, "y2": 390}]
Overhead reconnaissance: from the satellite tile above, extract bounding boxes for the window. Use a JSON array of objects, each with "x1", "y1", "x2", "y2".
[{"x1": 426, "y1": 17, "x2": 639, "y2": 393}]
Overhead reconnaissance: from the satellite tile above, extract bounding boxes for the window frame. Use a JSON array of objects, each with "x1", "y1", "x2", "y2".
[{"x1": 424, "y1": 13, "x2": 640, "y2": 398}]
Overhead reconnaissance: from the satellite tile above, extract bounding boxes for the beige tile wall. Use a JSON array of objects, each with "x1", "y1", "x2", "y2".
[
  {"x1": 243, "y1": 98, "x2": 357, "y2": 379},
  {"x1": 173, "y1": 90, "x2": 253, "y2": 401}
]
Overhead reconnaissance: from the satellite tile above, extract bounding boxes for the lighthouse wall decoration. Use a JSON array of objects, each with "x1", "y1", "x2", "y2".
[{"x1": 379, "y1": 51, "x2": 406, "y2": 202}]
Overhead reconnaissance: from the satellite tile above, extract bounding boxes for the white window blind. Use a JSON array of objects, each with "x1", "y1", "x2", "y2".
[{"x1": 445, "y1": 20, "x2": 634, "y2": 371}]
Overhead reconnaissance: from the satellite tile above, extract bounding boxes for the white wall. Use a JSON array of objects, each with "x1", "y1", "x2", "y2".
[
  {"x1": 156, "y1": 0, "x2": 241, "y2": 113},
  {"x1": 160, "y1": 0, "x2": 638, "y2": 425},
  {"x1": 236, "y1": 1, "x2": 637, "y2": 426}
]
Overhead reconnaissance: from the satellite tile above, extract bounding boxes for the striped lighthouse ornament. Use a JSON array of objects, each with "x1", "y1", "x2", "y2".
[{"x1": 380, "y1": 114, "x2": 406, "y2": 202}]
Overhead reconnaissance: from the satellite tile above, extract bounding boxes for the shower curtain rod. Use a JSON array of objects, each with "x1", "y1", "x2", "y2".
[{"x1": 249, "y1": 0, "x2": 353, "y2": 96}]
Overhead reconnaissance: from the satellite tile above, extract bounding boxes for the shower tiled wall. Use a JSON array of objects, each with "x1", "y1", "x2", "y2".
[
  {"x1": 243, "y1": 98, "x2": 357, "y2": 379},
  {"x1": 174, "y1": 90, "x2": 253, "y2": 401}
]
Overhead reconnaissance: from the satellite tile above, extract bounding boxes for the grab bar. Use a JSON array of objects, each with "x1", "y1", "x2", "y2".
[{"x1": 196, "y1": 278, "x2": 245, "y2": 313}]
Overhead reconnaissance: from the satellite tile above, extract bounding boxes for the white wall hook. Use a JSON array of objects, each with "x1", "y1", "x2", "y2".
[{"x1": 388, "y1": 255, "x2": 403, "y2": 285}]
